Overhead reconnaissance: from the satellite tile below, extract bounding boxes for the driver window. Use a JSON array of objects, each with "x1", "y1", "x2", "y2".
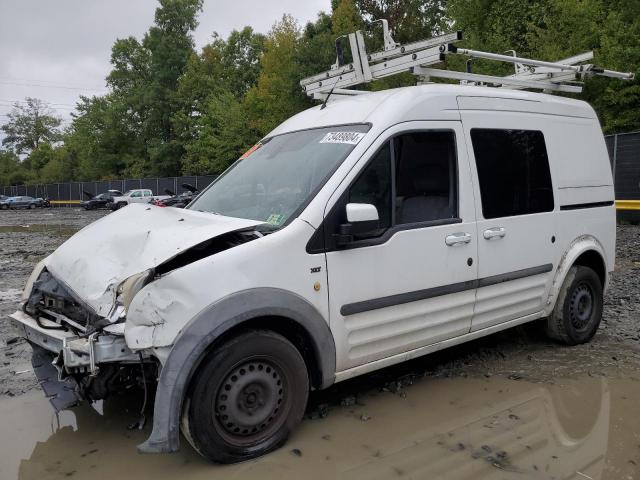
[
  {"x1": 131, "y1": 191, "x2": 141, "y2": 198},
  {"x1": 348, "y1": 143, "x2": 392, "y2": 229},
  {"x1": 394, "y1": 131, "x2": 457, "y2": 224}
]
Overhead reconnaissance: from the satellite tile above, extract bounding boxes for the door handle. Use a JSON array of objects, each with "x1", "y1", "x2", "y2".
[
  {"x1": 445, "y1": 232, "x2": 472, "y2": 246},
  {"x1": 483, "y1": 227, "x2": 506, "y2": 240}
]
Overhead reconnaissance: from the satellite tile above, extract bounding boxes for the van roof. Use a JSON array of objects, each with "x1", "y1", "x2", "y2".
[{"x1": 269, "y1": 84, "x2": 597, "y2": 137}]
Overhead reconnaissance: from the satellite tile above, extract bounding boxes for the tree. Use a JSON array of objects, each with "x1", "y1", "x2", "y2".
[
  {"x1": 64, "y1": 94, "x2": 148, "y2": 179},
  {"x1": 356, "y1": 0, "x2": 448, "y2": 41},
  {"x1": 218, "y1": 27, "x2": 266, "y2": 98},
  {"x1": 446, "y1": 0, "x2": 640, "y2": 133},
  {"x1": 332, "y1": 0, "x2": 363, "y2": 36},
  {"x1": 0, "y1": 149, "x2": 26, "y2": 186},
  {"x1": 589, "y1": 0, "x2": 640, "y2": 133},
  {"x1": 106, "y1": 0, "x2": 203, "y2": 176},
  {"x1": 1, "y1": 98, "x2": 62, "y2": 154},
  {"x1": 182, "y1": 91, "x2": 259, "y2": 174},
  {"x1": 172, "y1": 26, "x2": 265, "y2": 173},
  {"x1": 244, "y1": 15, "x2": 308, "y2": 136}
]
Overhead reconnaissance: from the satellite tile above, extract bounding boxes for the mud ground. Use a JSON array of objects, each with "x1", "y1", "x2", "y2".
[{"x1": 0, "y1": 208, "x2": 639, "y2": 479}]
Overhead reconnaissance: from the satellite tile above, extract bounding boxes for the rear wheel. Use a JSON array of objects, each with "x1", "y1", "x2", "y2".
[
  {"x1": 545, "y1": 265, "x2": 603, "y2": 345},
  {"x1": 182, "y1": 330, "x2": 309, "y2": 463}
]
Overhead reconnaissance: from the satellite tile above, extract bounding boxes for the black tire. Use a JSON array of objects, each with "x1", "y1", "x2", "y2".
[
  {"x1": 545, "y1": 265, "x2": 603, "y2": 345},
  {"x1": 29, "y1": 203, "x2": 36, "y2": 209},
  {"x1": 182, "y1": 330, "x2": 309, "y2": 463},
  {"x1": 1, "y1": 204, "x2": 7, "y2": 210}
]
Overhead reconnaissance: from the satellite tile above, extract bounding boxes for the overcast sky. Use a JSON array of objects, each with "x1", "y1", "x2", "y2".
[{"x1": 0, "y1": 0, "x2": 329, "y2": 142}]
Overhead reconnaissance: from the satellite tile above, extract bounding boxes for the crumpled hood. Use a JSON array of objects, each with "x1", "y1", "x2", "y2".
[{"x1": 45, "y1": 204, "x2": 262, "y2": 316}]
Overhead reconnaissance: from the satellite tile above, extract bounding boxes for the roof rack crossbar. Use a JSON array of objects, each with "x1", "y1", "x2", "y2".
[
  {"x1": 300, "y1": 21, "x2": 634, "y2": 99},
  {"x1": 414, "y1": 67, "x2": 583, "y2": 93}
]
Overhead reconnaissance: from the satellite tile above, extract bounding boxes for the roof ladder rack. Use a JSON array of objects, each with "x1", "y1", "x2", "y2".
[
  {"x1": 300, "y1": 21, "x2": 463, "y2": 99},
  {"x1": 300, "y1": 20, "x2": 634, "y2": 98}
]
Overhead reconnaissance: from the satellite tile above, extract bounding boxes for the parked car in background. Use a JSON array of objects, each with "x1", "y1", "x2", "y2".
[
  {"x1": 0, "y1": 196, "x2": 50, "y2": 209},
  {"x1": 81, "y1": 190, "x2": 122, "y2": 210},
  {"x1": 110, "y1": 189, "x2": 171, "y2": 210},
  {"x1": 150, "y1": 183, "x2": 198, "y2": 208}
]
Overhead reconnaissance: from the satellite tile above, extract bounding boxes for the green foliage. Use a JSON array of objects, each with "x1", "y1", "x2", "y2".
[
  {"x1": 1, "y1": 98, "x2": 62, "y2": 155},
  {"x1": 0, "y1": 149, "x2": 27, "y2": 186},
  {"x1": 1, "y1": 0, "x2": 638, "y2": 187},
  {"x1": 356, "y1": 0, "x2": 448, "y2": 41},
  {"x1": 243, "y1": 15, "x2": 307, "y2": 136},
  {"x1": 105, "y1": 0, "x2": 204, "y2": 176},
  {"x1": 332, "y1": 0, "x2": 363, "y2": 36},
  {"x1": 182, "y1": 91, "x2": 258, "y2": 174}
]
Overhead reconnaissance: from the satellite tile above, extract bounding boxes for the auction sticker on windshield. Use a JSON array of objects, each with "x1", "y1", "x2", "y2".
[
  {"x1": 319, "y1": 131, "x2": 366, "y2": 145},
  {"x1": 239, "y1": 142, "x2": 262, "y2": 160}
]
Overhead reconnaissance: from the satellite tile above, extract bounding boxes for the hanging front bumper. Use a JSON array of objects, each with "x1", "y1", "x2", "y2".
[{"x1": 9, "y1": 310, "x2": 141, "y2": 411}]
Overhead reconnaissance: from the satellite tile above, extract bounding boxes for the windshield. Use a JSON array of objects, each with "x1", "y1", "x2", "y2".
[{"x1": 188, "y1": 124, "x2": 370, "y2": 227}]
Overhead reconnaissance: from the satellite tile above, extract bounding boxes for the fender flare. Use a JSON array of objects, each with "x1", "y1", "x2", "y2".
[
  {"x1": 544, "y1": 235, "x2": 608, "y2": 315},
  {"x1": 137, "y1": 287, "x2": 336, "y2": 454}
]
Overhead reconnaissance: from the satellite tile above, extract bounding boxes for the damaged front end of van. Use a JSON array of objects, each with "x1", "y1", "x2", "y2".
[{"x1": 9, "y1": 204, "x2": 264, "y2": 413}]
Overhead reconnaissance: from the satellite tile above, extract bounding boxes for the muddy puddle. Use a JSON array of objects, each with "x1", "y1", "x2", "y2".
[{"x1": 1, "y1": 374, "x2": 638, "y2": 480}]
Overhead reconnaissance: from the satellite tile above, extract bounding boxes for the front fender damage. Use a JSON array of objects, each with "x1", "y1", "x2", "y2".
[
  {"x1": 136, "y1": 288, "x2": 336, "y2": 454},
  {"x1": 125, "y1": 281, "x2": 193, "y2": 349},
  {"x1": 124, "y1": 228, "x2": 264, "y2": 350}
]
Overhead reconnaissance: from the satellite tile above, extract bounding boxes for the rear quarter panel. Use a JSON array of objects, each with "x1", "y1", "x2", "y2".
[{"x1": 544, "y1": 115, "x2": 616, "y2": 276}]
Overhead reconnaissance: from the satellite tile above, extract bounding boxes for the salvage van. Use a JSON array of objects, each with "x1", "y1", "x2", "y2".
[{"x1": 10, "y1": 83, "x2": 616, "y2": 462}]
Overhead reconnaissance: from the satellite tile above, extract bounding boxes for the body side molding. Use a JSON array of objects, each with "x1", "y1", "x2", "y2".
[
  {"x1": 341, "y1": 264, "x2": 553, "y2": 316},
  {"x1": 559, "y1": 201, "x2": 614, "y2": 211}
]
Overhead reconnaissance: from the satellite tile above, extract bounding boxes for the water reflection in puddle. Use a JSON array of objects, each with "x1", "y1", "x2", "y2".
[{"x1": 0, "y1": 375, "x2": 638, "y2": 480}]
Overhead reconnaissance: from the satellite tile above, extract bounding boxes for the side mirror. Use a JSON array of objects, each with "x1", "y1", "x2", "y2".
[
  {"x1": 334, "y1": 203, "x2": 380, "y2": 247},
  {"x1": 346, "y1": 203, "x2": 379, "y2": 224}
]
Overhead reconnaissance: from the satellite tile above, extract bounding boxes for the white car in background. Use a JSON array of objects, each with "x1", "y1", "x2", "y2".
[{"x1": 110, "y1": 189, "x2": 171, "y2": 210}]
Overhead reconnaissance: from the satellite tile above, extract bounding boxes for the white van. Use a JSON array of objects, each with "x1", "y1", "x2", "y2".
[{"x1": 10, "y1": 84, "x2": 614, "y2": 462}]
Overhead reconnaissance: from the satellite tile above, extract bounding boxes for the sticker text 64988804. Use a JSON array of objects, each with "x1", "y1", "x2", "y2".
[{"x1": 319, "y1": 131, "x2": 366, "y2": 145}]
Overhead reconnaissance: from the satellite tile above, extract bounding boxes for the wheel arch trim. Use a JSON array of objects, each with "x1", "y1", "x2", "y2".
[
  {"x1": 137, "y1": 287, "x2": 335, "y2": 454},
  {"x1": 545, "y1": 235, "x2": 608, "y2": 315}
]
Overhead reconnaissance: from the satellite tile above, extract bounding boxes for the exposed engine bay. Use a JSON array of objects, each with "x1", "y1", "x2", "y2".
[{"x1": 12, "y1": 222, "x2": 265, "y2": 413}]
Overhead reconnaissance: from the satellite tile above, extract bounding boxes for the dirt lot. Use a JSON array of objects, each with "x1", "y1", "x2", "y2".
[{"x1": 1, "y1": 208, "x2": 639, "y2": 479}]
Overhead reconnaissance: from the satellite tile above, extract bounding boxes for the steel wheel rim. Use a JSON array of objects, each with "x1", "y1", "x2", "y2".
[
  {"x1": 214, "y1": 359, "x2": 286, "y2": 445},
  {"x1": 569, "y1": 282, "x2": 594, "y2": 330}
]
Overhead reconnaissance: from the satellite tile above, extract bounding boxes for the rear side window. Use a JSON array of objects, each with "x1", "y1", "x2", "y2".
[{"x1": 471, "y1": 129, "x2": 553, "y2": 219}]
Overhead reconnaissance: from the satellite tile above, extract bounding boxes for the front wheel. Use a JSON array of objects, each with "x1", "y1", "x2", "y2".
[
  {"x1": 545, "y1": 265, "x2": 603, "y2": 345},
  {"x1": 182, "y1": 330, "x2": 309, "y2": 463},
  {"x1": 29, "y1": 203, "x2": 36, "y2": 209}
]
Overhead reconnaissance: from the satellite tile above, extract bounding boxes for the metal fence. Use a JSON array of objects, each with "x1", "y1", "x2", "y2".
[
  {"x1": 605, "y1": 131, "x2": 640, "y2": 200},
  {"x1": 2, "y1": 132, "x2": 640, "y2": 206},
  {"x1": 0, "y1": 175, "x2": 218, "y2": 204}
]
